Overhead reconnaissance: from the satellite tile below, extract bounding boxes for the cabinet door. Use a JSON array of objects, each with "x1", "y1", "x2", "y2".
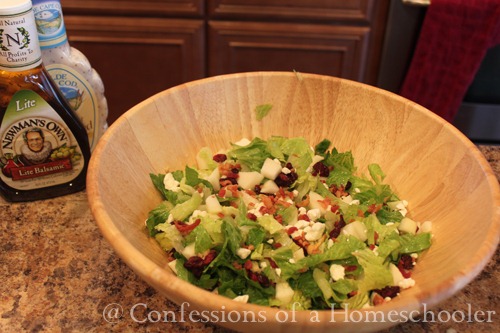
[
  {"x1": 64, "y1": 16, "x2": 205, "y2": 123},
  {"x1": 208, "y1": 0, "x2": 377, "y2": 22},
  {"x1": 62, "y1": 0, "x2": 204, "y2": 17},
  {"x1": 209, "y1": 21, "x2": 375, "y2": 83}
]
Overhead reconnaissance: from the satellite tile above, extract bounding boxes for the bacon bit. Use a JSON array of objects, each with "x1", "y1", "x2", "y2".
[
  {"x1": 306, "y1": 234, "x2": 327, "y2": 255},
  {"x1": 298, "y1": 214, "x2": 310, "y2": 221},
  {"x1": 296, "y1": 195, "x2": 310, "y2": 208},
  {"x1": 245, "y1": 189, "x2": 257, "y2": 197},
  {"x1": 219, "y1": 179, "x2": 234, "y2": 187},
  {"x1": 219, "y1": 162, "x2": 241, "y2": 177},
  {"x1": 371, "y1": 293, "x2": 385, "y2": 306},
  {"x1": 348, "y1": 291, "x2": 358, "y2": 298},
  {"x1": 217, "y1": 212, "x2": 225, "y2": 218},
  {"x1": 275, "y1": 199, "x2": 292, "y2": 208},
  {"x1": 329, "y1": 184, "x2": 349, "y2": 198},
  {"x1": 287, "y1": 226, "x2": 298, "y2": 235},
  {"x1": 246, "y1": 213, "x2": 258, "y2": 221},
  {"x1": 367, "y1": 203, "x2": 383, "y2": 214},
  {"x1": 318, "y1": 198, "x2": 334, "y2": 210},
  {"x1": 260, "y1": 195, "x2": 274, "y2": 209},
  {"x1": 357, "y1": 209, "x2": 365, "y2": 217},
  {"x1": 374, "y1": 232, "x2": 379, "y2": 244},
  {"x1": 218, "y1": 188, "x2": 226, "y2": 197},
  {"x1": 274, "y1": 214, "x2": 283, "y2": 224},
  {"x1": 233, "y1": 261, "x2": 243, "y2": 270},
  {"x1": 369, "y1": 244, "x2": 376, "y2": 250},
  {"x1": 203, "y1": 249, "x2": 218, "y2": 265},
  {"x1": 292, "y1": 234, "x2": 310, "y2": 251},
  {"x1": 226, "y1": 184, "x2": 240, "y2": 197},
  {"x1": 173, "y1": 219, "x2": 201, "y2": 235},
  {"x1": 245, "y1": 244, "x2": 255, "y2": 251},
  {"x1": 344, "y1": 265, "x2": 358, "y2": 272},
  {"x1": 213, "y1": 154, "x2": 227, "y2": 163},
  {"x1": 330, "y1": 204, "x2": 340, "y2": 213},
  {"x1": 272, "y1": 242, "x2": 282, "y2": 249}
]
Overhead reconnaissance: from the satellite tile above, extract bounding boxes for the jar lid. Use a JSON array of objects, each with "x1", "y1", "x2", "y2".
[{"x1": 0, "y1": 0, "x2": 32, "y2": 15}]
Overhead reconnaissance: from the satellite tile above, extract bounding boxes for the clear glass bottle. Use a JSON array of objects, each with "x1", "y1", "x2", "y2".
[
  {"x1": 0, "y1": 0, "x2": 91, "y2": 202},
  {"x1": 32, "y1": 0, "x2": 108, "y2": 151}
]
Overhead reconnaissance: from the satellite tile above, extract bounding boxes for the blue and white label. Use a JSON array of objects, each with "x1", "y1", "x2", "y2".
[{"x1": 32, "y1": 0, "x2": 67, "y2": 49}]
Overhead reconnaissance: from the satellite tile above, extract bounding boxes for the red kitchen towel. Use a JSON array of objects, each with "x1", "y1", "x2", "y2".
[{"x1": 400, "y1": 0, "x2": 500, "y2": 122}]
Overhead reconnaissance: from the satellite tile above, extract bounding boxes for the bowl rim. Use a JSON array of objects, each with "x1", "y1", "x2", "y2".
[{"x1": 87, "y1": 71, "x2": 500, "y2": 322}]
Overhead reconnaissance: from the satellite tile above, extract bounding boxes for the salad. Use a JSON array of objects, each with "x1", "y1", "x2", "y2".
[{"x1": 146, "y1": 136, "x2": 432, "y2": 310}]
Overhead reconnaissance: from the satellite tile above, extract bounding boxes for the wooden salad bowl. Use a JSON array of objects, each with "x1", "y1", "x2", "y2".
[{"x1": 87, "y1": 72, "x2": 500, "y2": 332}]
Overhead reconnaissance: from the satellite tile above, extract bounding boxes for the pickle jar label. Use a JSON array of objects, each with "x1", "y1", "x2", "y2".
[{"x1": 0, "y1": 90, "x2": 84, "y2": 190}]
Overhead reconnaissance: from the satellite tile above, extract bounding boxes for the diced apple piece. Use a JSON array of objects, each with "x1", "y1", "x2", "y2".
[
  {"x1": 205, "y1": 194, "x2": 222, "y2": 213},
  {"x1": 398, "y1": 217, "x2": 417, "y2": 235},
  {"x1": 261, "y1": 158, "x2": 282, "y2": 180},
  {"x1": 390, "y1": 263, "x2": 404, "y2": 286},
  {"x1": 418, "y1": 221, "x2": 433, "y2": 234},
  {"x1": 275, "y1": 282, "x2": 295, "y2": 305},
  {"x1": 181, "y1": 243, "x2": 196, "y2": 259},
  {"x1": 342, "y1": 221, "x2": 368, "y2": 242},
  {"x1": 308, "y1": 191, "x2": 327, "y2": 214},
  {"x1": 204, "y1": 167, "x2": 220, "y2": 191},
  {"x1": 260, "y1": 180, "x2": 279, "y2": 194},
  {"x1": 168, "y1": 259, "x2": 177, "y2": 274},
  {"x1": 237, "y1": 171, "x2": 264, "y2": 190}
]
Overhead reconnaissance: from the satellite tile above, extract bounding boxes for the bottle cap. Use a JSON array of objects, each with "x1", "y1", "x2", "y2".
[{"x1": 0, "y1": 0, "x2": 32, "y2": 15}]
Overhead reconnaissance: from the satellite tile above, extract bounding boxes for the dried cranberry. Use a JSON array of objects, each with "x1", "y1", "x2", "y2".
[
  {"x1": 329, "y1": 215, "x2": 346, "y2": 239},
  {"x1": 274, "y1": 171, "x2": 298, "y2": 188},
  {"x1": 398, "y1": 254, "x2": 414, "y2": 270},
  {"x1": 173, "y1": 219, "x2": 201, "y2": 235},
  {"x1": 311, "y1": 161, "x2": 330, "y2": 177},
  {"x1": 266, "y1": 257, "x2": 278, "y2": 269},
  {"x1": 372, "y1": 286, "x2": 400, "y2": 299},
  {"x1": 183, "y1": 256, "x2": 205, "y2": 278},
  {"x1": 345, "y1": 181, "x2": 352, "y2": 191},
  {"x1": 246, "y1": 213, "x2": 257, "y2": 221},
  {"x1": 213, "y1": 154, "x2": 227, "y2": 163}
]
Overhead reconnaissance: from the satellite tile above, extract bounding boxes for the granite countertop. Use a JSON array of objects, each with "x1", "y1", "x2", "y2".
[{"x1": 1, "y1": 146, "x2": 498, "y2": 333}]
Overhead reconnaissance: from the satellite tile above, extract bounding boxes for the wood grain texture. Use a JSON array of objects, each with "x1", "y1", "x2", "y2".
[{"x1": 87, "y1": 72, "x2": 500, "y2": 333}]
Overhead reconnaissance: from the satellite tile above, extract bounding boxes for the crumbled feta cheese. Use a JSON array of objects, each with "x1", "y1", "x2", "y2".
[
  {"x1": 305, "y1": 222, "x2": 325, "y2": 241},
  {"x1": 282, "y1": 167, "x2": 291, "y2": 174},
  {"x1": 398, "y1": 278, "x2": 416, "y2": 289},
  {"x1": 260, "y1": 262, "x2": 268, "y2": 269},
  {"x1": 384, "y1": 297, "x2": 392, "y2": 302},
  {"x1": 267, "y1": 238, "x2": 274, "y2": 244},
  {"x1": 292, "y1": 190, "x2": 299, "y2": 197},
  {"x1": 307, "y1": 208, "x2": 321, "y2": 221},
  {"x1": 233, "y1": 295, "x2": 249, "y2": 303},
  {"x1": 410, "y1": 253, "x2": 419, "y2": 259},
  {"x1": 327, "y1": 238, "x2": 334, "y2": 248},
  {"x1": 294, "y1": 219, "x2": 310, "y2": 229},
  {"x1": 163, "y1": 173, "x2": 181, "y2": 192},
  {"x1": 167, "y1": 259, "x2": 177, "y2": 274},
  {"x1": 298, "y1": 207, "x2": 307, "y2": 215},
  {"x1": 236, "y1": 248, "x2": 252, "y2": 259},
  {"x1": 329, "y1": 264, "x2": 345, "y2": 281},
  {"x1": 289, "y1": 258, "x2": 296, "y2": 264},
  {"x1": 354, "y1": 188, "x2": 361, "y2": 193},
  {"x1": 275, "y1": 268, "x2": 282, "y2": 276},
  {"x1": 372, "y1": 246, "x2": 379, "y2": 256},
  {"x1": 166, "y1": 213, "x2": 174, "y2": 224}
]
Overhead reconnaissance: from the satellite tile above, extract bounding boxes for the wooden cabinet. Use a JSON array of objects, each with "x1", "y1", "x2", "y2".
[{"x1": 61, "y1": 0, "x2": 388, "y2": 123}]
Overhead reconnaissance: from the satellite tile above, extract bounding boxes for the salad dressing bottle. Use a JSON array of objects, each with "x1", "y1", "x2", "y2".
[
  {"x1": 0, "y1": 0, "x2": 91, "y2": 202},
  {"x1": 32, "y1": 0, "x2": 108, "y2": 151}
]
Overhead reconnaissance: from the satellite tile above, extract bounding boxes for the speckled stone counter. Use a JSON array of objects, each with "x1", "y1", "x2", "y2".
[{"x1": 1, "y1": 146, "x2": 499, "y2": 333}]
